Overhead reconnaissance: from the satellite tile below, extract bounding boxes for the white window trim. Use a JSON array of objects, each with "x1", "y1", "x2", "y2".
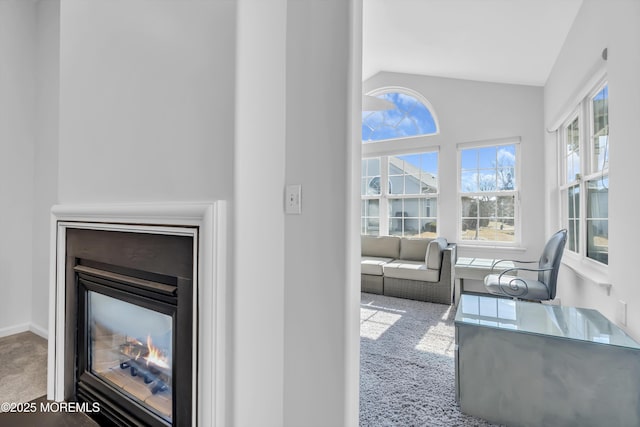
[
  {"x1": 456, "y1": 137, "x2": 522, "y2": 246},
  {"x1": 362, "y1": 136, "x2": 439, "y2": 158},
  {"x1": 557, "y1": 76, "x2": 609, "y2": 276}
]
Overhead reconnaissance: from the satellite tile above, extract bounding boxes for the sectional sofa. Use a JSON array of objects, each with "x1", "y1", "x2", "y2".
[{"x1": 361, "y1": 235, "x2": 457, "y2": 305}]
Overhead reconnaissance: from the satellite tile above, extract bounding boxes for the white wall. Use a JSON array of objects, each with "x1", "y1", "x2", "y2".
[
  {"x1": 284, "y1": 1, "x2": 356, "y2": 425},
  {"x1": 31, "y1": 0, "x2": 60, "y2": 337},
  {"x1": 544, "y1": 0, "x2": 640, "y2": 339},
  {"x1": 0, "y1": 0, "x2": 36, "y2": 336},
  {"x1": 58, "y1": 0, "x2": 236, "y2": 423},
  {"x1": 363, "y1": 73, "x2": 546, "y2": 262},
  {"x1": 58, "y1": 0, "x2": 234, "y2": 204}
]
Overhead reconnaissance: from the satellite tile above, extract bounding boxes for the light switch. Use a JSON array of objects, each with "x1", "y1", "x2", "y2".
[
  {"x1": 618, "y1": 300, "x2": 627, "y2": 326},
  {"x1": 285, "y1": 185, "x2": 301, "y2": 214}
]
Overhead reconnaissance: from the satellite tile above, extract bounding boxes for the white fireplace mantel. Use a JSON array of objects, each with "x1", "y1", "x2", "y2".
[{"x1": 48, "y1": 201, "x2": 227, "y2": 427}]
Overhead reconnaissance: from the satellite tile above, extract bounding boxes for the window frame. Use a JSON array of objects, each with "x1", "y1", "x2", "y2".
[
  {"x1": 559, "y1": 77, "x2": 609, "y2": 268},
  {"x1": 456, "y1": 138, "x2": 522, "y2": 246},
  {"x1": 361, "y1": 149, "x2": 440, "y2": 238}
]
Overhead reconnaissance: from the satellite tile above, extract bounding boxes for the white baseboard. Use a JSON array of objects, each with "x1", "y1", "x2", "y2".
[
  {"x1": 0, "y1": 323, "x2": 49, "y2": 340},
  {"x1": 29, "y1": 323, "x2": 49, "y2": 340},
  {"x1": 0, "y1": 323, "x2": 30, "y2": 338}
]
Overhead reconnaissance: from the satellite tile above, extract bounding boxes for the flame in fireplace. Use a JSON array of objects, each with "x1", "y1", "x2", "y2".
[{"x1": 144, "y1": 335, "x2": 170, "y2": 370}]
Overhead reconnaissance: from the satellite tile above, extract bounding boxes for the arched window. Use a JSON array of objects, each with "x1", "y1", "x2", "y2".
[
  {"x1": 362, "y1": 89, "x2": 438, "y2": 143},
  {"x1": 361, "y1": 88, "x2": 440, "y2": 238}
]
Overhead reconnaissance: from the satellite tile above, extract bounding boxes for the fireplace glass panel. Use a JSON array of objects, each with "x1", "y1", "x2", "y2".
[{"x1": 88, "y1": 291, "x2": 173, "y2": 422}]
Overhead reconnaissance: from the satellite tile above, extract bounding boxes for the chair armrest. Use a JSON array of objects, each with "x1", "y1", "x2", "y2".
[
  {"x1": 491, "y1": 259, "x2": 538, "y2": 273},
  {"x1": 497, "y1": 266, "x2": 553, "y2": 280},
  {"x1": 495, "y1": 267, "x2": 553, "y2": 297}
]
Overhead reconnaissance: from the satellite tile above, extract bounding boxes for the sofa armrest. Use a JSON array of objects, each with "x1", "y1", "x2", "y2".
[{"x1": 438, "y1": 243, "x2": 457, "y2": 302}]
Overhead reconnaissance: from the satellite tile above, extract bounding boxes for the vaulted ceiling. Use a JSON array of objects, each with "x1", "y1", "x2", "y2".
[{"x1": 363, "y1": 0, "x2": 584, "y2": 86}]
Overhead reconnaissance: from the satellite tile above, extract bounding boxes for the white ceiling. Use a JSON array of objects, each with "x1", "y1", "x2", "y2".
[{"x1": 363, "y1": 0, "x2": 583, "y2": 86}]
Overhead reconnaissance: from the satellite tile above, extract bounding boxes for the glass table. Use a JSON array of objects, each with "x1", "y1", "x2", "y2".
[
  {"x1": 453, "y1": 257, "x2": 515, "y2": 306},
  {"x1": 455, "y1": 294, "x2": 640, "y2": 427}
]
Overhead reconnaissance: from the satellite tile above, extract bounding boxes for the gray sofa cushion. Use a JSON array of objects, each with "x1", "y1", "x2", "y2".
[
  {"x1": 399, "y1": 238, "x2": 431, "y2": 261},
  {"x1": 361, "y1": 256, "x2": 395, "y2": 276},
  {"x1": 361, "y1": 235, "x2": 401, "y2": 259},
  {"x1": 383, "y1": 260, "x2": 440, "y2": 282}
]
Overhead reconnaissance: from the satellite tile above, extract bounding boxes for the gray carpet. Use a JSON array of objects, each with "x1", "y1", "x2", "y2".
[
  {"x1": 0, "y1": 331, "x2": 48, "y2": 410},
  {"x1": 360, "y1": 293, "x2": 501, "y2": 426}
]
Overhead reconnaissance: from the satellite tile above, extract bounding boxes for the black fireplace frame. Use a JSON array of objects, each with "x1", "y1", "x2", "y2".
[{"x1": 65, "y1": 228, "x2": 196, "y2": 426}]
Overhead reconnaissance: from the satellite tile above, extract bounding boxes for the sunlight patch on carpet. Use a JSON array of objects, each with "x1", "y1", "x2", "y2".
[
  {"x1": 360, "y1": 307, "x2": 403, "y2": 340},
  {"x1": 415, "y1": 325, "x2": 456, "y2": 356}
]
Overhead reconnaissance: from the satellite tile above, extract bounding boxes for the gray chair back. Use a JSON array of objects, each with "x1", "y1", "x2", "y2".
[{"x1": 538, "y1": 229, "x2": 568, "y2": 299}]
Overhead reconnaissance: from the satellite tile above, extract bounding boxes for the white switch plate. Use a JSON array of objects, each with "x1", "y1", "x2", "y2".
[
  {"x1": 285, "y1": 185, "x2": 301, "y2": 214},
  {"x1": 618, "y1": 300, "x2": 627, "y2": 326}
]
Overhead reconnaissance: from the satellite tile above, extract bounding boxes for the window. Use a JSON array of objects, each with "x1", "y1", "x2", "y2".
[
  {"x1": 560, "y1": 81, "x2": 608, "y2": 265},
  {"x1": 361, "y1": 158, "x2": 381, "y2": 235},
  {"x1": 361, "y1": 151, "x2": 439, "y2": 237},
  {"x1": 458, "y1": 142, "x2": 519, "y2": 244},
  {"x1": 362, "y1": 90, "x2": 438, "y2": 142},
  {"x1": 361, "y1": 87, "x2": 440, "y2": 238}
]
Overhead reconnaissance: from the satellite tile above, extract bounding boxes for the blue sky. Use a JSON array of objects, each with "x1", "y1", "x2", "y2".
[{"x1": 362, "y1": 92, "x2": 437, "y2": 142}]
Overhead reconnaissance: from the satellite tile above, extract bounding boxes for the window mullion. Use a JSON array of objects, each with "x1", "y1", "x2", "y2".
[
  {"x1": 582, "y1": 170, "x2": 608, "y2": 182},
  {"x1": 380, "y1": 157, "x2": 390, "y2": 235}
]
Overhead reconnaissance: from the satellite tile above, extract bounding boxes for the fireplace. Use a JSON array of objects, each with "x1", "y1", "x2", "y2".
[
  {"x1": 48, "y1": 203, "x2": 227, "y2": 426},
  {"x1": 67, "y1": 227, "x2": 193, "y2": 425}
]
